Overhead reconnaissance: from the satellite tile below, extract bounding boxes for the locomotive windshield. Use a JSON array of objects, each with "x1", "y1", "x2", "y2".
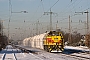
[{"x1": 48, "y1": 31, "x2": 61, "y2": 36}]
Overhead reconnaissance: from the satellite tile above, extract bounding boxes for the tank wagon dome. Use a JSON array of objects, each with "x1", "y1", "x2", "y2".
[
  {"x1": 32, "y1": 35, "x2": 41, "y2": 47},
  {"x1": 23, "y1": 37, "x2": 31, "y2": 46},
  {"x1": 31, "y1": 32, "x2": 48, "y2": 49},
  {"x1": 39, "y1": 33, "x2": 48, "y2": 49},
  {"x1": 23, "y1": 32, "x2": 48, "y2": 48},
  {"x1": 23, "y1": 38, "x2": 28, "y2": 46}
]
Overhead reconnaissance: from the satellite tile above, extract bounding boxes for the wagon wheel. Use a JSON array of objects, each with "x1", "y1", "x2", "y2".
[
  {"x1": 44, "y1": 45, "x2": 49, "y2": 52},
  {"x1": 48, "y1": 45, "x2": 53, "y2": 52}
]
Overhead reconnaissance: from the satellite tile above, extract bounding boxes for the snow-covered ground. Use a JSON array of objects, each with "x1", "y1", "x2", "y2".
[
  {"x1": 65, "y1": 46, "x2": 90, "y2": 52},
  {"x1": 0, "y1": 45, "x2": 90, "y2": 60}
]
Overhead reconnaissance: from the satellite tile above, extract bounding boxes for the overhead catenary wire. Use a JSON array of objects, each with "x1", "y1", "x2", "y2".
[
  {"x1": 49, "y1": 0, "x2": 59, "y2": 11},
  {"x1": 60, "y1": 0, "x2": 90, "y2": 22},
  {"x1": 69, "y1": 0, "x2": 82, "y2": 12},
  {"x1": 12, "y1": 1, "x2": 90, "y2": 34},
  {"x1": 37, "y1": 0, "x2": 90, "y2": 31},
  {"x1": 58, "y1": 0, "x2": 87, "y2": 22},
  {"x1": 59, "y1": 0, "x2": 78, "y2": 15},
  {"x1": 39, "y1": 0, "x2": 81, "y2": 23},
  {"x1": 52, "y1": 0, "x2": 79, "y2": 22},
  {"x1": 36, "y1": 0, "x2": 60, "y2": 21},
  {"x1": 40, "y1": 0, "x2": 45, "y2": 12},
  {"x1": 29, "y1": 2, "x2": 42, "y2": 21}
]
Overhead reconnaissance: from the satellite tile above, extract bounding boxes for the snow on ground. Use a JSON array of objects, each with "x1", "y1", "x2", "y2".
[
  {"x1": 34, "y1": 51, "x2": 80, "y2": 60},
  {"x1": 64, "y1": 46, "x2": 90, "y2": 52},
  {"x1": 0, "y1": 45, "x2": 90, "y2": 60}
]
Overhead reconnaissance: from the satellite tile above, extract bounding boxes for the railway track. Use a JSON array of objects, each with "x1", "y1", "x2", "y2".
[
  {"x1": 15, "y1": 45, "x2": 90, "y2": 60},
  {"x1": 3, "y1": 45, "x2": 89, "y2": 60},
  {"x1": 27, "y1": 48, "x2": 90, "y2": 60},
  {"x1": 32, "y1": 48, "x2": 90, "y2": 60},
  {"x1": 0, "y1": 52, "x2": 44, "y2": 60},
  {"x1": 2, "y1": 53, "x2": 17, "y2": 60},
  {"x1": 70, "y1": 52, "x2": 90, "y2": 60},
  {"x1": 0, "y1": 45, "x2": 45, "y2": 60},
  {"x1": 58, "y1": 53, "x2": 90, "y2": 60},
  {"x1": 51, "y1": 49, "x2": 90, "y2": 60},
  {"x1": 13, "y1": 45, "x2": 78, "y2": 60},
  {"x1": 0, "y1": 49, "x2": 18, "y2": 60}
]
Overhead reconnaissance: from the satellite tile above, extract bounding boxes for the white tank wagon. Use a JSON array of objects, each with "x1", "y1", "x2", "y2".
[
  {"x1": 23, "y1": 38, "x2": 27, "y2": 46},
  {"x1": 31, "y1": 33, "x2": 48, "y2": 49},
  {"x1": 23, "y1": 37, "x2": 31, "y2": 46},
  {"x1": 23, "y1": 33, "x2": 48, "y2": 49}
]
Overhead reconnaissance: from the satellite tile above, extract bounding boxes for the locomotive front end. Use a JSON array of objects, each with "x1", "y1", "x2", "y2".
[{"x1": 43, "y1": 31, "x2": 64, "y2": 52}]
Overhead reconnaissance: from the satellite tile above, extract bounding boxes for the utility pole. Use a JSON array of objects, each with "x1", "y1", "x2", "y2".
[
  {"x1": 75, "y1": 11, "x2": 89, "y2": 47},
  {"x1": 85, "y1": 11, "x2": 89, "y2": 34},
  {"x1": 75, "y1": 11, "x2": 89, "y2": 34},
  {"x1": 44, "y1": 9, "x2": 56, "y2": 31},
  {"x1": 50, "y1": 9, "x2": 52, "y2": 31},
  {"x1": 8, "y1": 0, "x2": 28, "y2": 43},
  {"x1": 0, "y1": 20, "x2": 3, "y2": 36},
  {"x1": 8, "y1": 0, "x2": 12, "y2": 44},
  {"x1": 68, "y1": 15, "x2": 71, "y2": 44},
  {"x1": 36, "y1": 20, "x2": 40, "y2": 35},
  {"x1": 56, "y1": 20, "x2": 58, "y2": 31}
]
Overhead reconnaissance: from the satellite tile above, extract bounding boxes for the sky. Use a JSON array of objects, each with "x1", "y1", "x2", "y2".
[{"x1": 0, "y1": 0, "x2": 90, "y2": 40}]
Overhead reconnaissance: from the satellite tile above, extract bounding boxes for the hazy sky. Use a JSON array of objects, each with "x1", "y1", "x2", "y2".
[{"x1": 0, "y1": 0, "x2": 90, "y2": 40}]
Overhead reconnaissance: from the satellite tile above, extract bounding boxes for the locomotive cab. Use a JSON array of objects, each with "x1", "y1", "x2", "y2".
[{"x1": 43, "y1": 31, "x2": 64, "y2": 52}]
